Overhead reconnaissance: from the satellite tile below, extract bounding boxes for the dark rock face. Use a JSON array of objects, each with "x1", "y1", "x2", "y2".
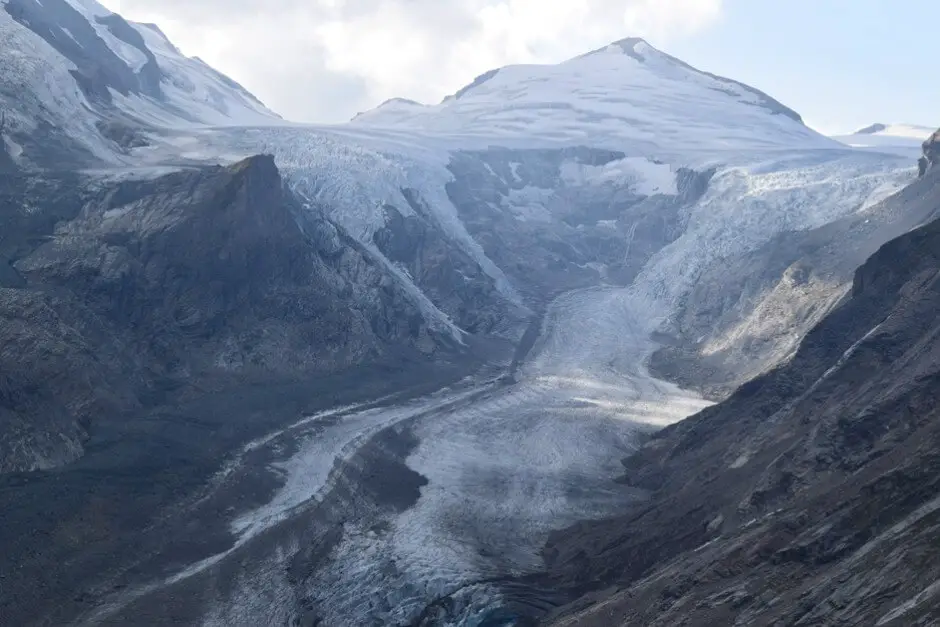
[
  {"x1": 922, "y1": 128, "x2": 940, "y2": 174},
  {"x1": 444, "y1": 148, "x2": 713, "y2": 305},
  {"x1": 0, "y1": 114, "x2": 14, "y2": 173},
  {"x1": 539, "y1": 180, "x2": 940, "y2": 626},
  {"x1": 0, "y1": 155, "x2": 447, "y2": 473},
  {"x1": 372, "y1": 192, "x2": 512, "y2": 334},
  {"x1": 0, "y1": 156, "x2": 485, "y2": 626},
  {"x1": 95, "y1": 120, "x2": 150, "y2": 150}
]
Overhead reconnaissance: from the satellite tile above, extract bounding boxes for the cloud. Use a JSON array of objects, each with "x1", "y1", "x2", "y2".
[{"x1": 101, "y1": 0, "x2": 723, "y2": 122}]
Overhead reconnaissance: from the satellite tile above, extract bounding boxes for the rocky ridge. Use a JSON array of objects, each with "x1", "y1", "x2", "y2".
[{"x1": 0, "y1": 155, "x2": 455, "y2": 473}]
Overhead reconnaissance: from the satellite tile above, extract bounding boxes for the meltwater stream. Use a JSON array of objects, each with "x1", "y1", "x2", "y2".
[{"x1": 90, "y1": 287, "x2": 711, "y2": 626}]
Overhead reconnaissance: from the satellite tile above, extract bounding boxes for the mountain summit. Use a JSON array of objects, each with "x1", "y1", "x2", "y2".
[{"x1": 350, "y1": 37, "x2": 833, "y2": 153}]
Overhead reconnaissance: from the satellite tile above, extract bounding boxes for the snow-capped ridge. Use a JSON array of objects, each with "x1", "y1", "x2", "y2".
[
  {"x1": 580, "y1": 36, "x2": 803, "y2": 123},
  {"x1": 62, "y1": 0, "x2": 112, "y2": 19},
  {"x1": 137, "y1": 22, "x2": 172, "y2": 42}
]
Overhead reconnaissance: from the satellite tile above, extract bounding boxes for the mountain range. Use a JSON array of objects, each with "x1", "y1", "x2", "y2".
[{"x1": 0, "y1": 1, "x2": 938, "y2": 625}]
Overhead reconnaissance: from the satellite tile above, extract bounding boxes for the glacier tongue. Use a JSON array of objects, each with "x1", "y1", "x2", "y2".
[{"x1": 194, "y1": 286, "x2": 712, "y2": 627}]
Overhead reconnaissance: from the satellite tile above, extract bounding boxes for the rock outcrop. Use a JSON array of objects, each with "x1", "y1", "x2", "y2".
[
  {"x1": 922, "y1": 127, "x2": 940, "y2": 175},
  {"x1": 539, "y1": 172, "x2": 940, "y2": 626},
  {"x1": 372, "y1": 190, "x2": 516, "y2": 335}
]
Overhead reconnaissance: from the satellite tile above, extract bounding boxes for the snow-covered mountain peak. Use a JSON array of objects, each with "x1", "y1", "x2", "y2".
[
  {"x1": 585, "y1": 36, "x2": 654, "y2": 60},
  {"x1": 0, "y1": 0, "x2": 281, "y2": 167},
  {"x1": 348, "y1": 36, "x2": 833, "y2": 154}
]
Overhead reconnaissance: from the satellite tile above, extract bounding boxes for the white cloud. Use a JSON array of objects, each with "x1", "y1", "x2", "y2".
[{"x1": 101, "y1": 0, "x2": 723, "y2": 122}]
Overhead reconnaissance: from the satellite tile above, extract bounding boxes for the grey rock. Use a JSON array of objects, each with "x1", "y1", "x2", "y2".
[
  {"x1": 444, "y1": 148, "x2": 712, "y2": 305},
  {"x1": 855, "y1": 123, "x2": 889, "y2": 135},
  {"x1": 96, "y1": 120, "x2": 150, "y2": 151},
  {"x1": 922, "y1": 127, "x2": 940, "y2": 171},
  {"x1": 373, "y1": 191, "x2": 515, "y2": 334}
]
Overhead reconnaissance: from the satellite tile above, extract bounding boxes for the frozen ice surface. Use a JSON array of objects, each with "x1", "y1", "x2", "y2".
[{"x1": 205, "y1": 287, "x2": 711, "y2": 626}]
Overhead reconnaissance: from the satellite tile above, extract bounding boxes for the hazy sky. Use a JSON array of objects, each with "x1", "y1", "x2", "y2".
[{"x1": 101, "y1": 0, "x2": 937, "y2": 134}]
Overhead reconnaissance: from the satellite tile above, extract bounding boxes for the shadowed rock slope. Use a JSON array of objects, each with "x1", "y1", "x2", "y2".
[
  {"x1": 0, "y1": 155, "x2": 455, "y2": 474},
  {"x1": 0, "y1": 155, "x2": 484, "y2": 626},
  {"x1": 540, "y1": 178, "x2": 940, "y2": 626}
]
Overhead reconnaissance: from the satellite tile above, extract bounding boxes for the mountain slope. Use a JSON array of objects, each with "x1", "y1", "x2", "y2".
[
  {"x1": 0, "y1": 155, "x2": 492, "y2": 626},
  {"x1": 0, "y1": 0, "x2": 280, "y2": 168},
  {"x1": 540, "y1": 168, "x2": 940, "y2": 626},
  {"x1": 0, "y1": 155, "x2": 457, "y2": 473},
  {"x1": 651, "y1": 154, "x2": 939, "y2": 398}
]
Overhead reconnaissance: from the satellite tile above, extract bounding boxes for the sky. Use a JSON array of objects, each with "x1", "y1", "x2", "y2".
[{"x1": 100, "y1": 0, "x2": 938, "y2": 134}]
